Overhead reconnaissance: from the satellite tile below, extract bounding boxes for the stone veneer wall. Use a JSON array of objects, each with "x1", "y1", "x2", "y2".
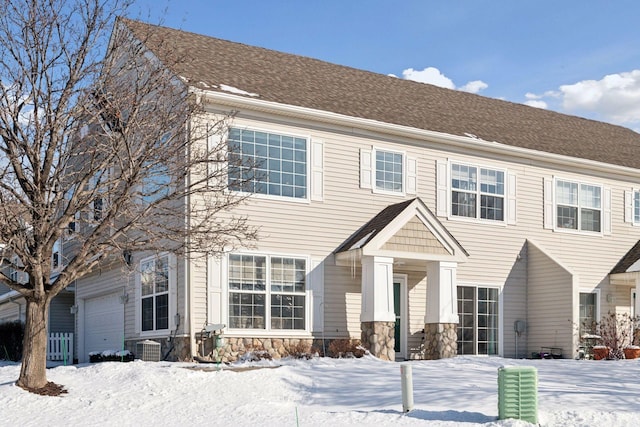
[
  {"x1": 361, "y1": 321, "x2": 395, "y2": 361},
  {"x1": 423, "y1": 323, "x2": 457, "y2": 360},
  {"x1": 198, "y1": 337, "x2": 318, "y2": 363}
]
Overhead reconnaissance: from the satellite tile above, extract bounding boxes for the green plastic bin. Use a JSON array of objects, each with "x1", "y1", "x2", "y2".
[{"x1": 498, "y1": 366, "x2": 538, "y2": 424}]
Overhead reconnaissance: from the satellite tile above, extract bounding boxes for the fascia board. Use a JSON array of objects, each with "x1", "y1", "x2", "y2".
[{"x1": 194, "y1": 88, "x2": 640, "y2": 180}]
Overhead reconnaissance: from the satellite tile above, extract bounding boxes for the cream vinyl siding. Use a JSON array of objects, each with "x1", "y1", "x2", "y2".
[
  {"x1": 526, "y1": 241, "x2": 576, "y2": 357},
  {"x1": 77, "y1": 256, "x2": 186, "y2": 340},
  {"x1": 323, "y1": 261, "x2": 361, "y2": 339},
  {"x1": 194, "y1": 110, "x2": 640, "y2": 358},
  {"x1": 189, "y1": 255, "x2": 206, "y2": 336},
  {"x1": 407, "y1": 272, "x2": 427, "y2": 359}
]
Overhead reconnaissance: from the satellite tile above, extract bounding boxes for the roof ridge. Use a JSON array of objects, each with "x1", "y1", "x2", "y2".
[{"x1": 120, "y1": 19, "x2": 640, "y2": 170}]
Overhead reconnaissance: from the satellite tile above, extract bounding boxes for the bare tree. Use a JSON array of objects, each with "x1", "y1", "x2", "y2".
[{"x1": 0, "y1": 0, "x2": 255, "y2": 393}]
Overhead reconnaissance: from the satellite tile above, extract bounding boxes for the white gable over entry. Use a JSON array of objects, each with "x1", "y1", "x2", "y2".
[
  {"x1": 335, "y1": 198, "x2": 468, "y2": 360},
  {"x1": 335, "y1": 197, "x2": 468, "y2": 269}
]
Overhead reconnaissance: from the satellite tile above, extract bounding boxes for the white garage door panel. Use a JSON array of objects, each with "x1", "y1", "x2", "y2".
[{"x1": 85, "y1": 292, "x2": 124, "y2": 359}]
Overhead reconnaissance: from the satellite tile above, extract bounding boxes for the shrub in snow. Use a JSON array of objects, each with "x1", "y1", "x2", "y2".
[
  {"x1": 580, "y1": 312, "x2": 640, "y2": 360},
  {"x1": 327, "y1": 339, "x2": 366, "y2": 358},
  {"x1": 89, "y1": 350, "x2": 134, "y2": 363},
  {"x1": 0, "y1": 321, "x2": 23, "y2": 361}
]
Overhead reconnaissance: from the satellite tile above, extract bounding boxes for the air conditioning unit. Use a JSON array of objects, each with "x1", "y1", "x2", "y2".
[
  {"x1": 498, "y1": 366, "x2": 538, "y2": 424},
  {"x1": 136, "y1": 340, "x2": 161, "y2": 362}
]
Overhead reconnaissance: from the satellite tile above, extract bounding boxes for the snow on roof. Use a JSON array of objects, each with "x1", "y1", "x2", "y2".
[
  {"x1": 219, "y1": 84, "x2": 259, "y2": 98},
  {"x1": 348, "y1": 230, "x2": 375, "y2": 250}
]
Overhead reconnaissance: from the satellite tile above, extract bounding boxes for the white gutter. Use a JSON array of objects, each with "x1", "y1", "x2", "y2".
[
  {"x1": 0, "y1": 290, "x2": 21, "y2": 305},
  {"x1": 192, "y1": 88, "x2": 640, "y2": 180}
]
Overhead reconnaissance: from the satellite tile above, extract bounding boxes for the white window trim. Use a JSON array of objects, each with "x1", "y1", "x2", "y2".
[
  {"x1": 447, "y1": 160, "x2": 511, "y2": 226},
  {"x1": 222, "y1": 251, "x2": 312, "y2": 337},
  {"x1": 135, "y1": 252, "x2": 178, "y2": 338},
  {"x1": 371, "y1": 146, "x2": 408, "y2": 196},
  {"x1": 627, "y1": 189, "x2": 640, "y2": 226},
  {"x1": 52, "y1": 239, "x2": 64, "y2": 273},
  {"x1": 393, "y1": 273, "x2": 408, "y2": 359},
  {"x1": 579, "y1": 288, "x2": 601, "y2": 334},
  {"x1": 227, "y1": 126, "x2": 313, "y2": 204},
  {"x1": 9, "y1": 255, "x2": 28, "y2": 284},
  {"x1": 552, "y1": 177, "x2": 605, "y2": 235},
  {"x1": 457, "y1": 282, "x2": 503, "y2": 357}
]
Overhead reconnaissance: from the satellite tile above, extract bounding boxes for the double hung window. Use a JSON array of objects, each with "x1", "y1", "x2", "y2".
[
  {"x1": 451, "y1": 163, "x2": 505, "y2": 221},
  {"x1": 556, "y1": 180, "x2": 601, "y2": 232},
  {"x1": 228, "y1": 254, "x2": 306, "y2": 331},
  {"x1": 375, "y1": 149, "x2": 404, "y2": 193}
]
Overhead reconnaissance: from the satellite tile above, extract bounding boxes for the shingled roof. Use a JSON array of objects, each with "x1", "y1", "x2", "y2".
[
  {"x1": 610, "y1": 240, "x2": 640, "y2": 274},
  {"x1": 335, "y1": 199, "x2": 416, "y2": 253},
  {"x1": 122, "y1": 18, "x2": 640, "y2": 170}
]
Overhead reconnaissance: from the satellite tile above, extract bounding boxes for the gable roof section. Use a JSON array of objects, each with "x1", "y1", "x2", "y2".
[
  {"x1": 610, "y1": 240, "x2": 640, "y2": 274},
  {"x1": 335, "y1": 198, "x2": 468, "y2": 265},
  {"x1": 335, "y1": 199, "x2": 414, "y2": 253},
  {"x1": 122, "y1": 18, "x2": 640, "y2": 170}
]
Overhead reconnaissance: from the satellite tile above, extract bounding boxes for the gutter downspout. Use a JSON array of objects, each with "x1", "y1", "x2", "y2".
[{"x1": 185, "y1": 119, "x2": 195, "y2": 360}]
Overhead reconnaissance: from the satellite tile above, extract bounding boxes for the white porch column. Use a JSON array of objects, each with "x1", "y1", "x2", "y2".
[
  {"x1": 360, "y1": 256, "x2": 396, "y2": 360},
  {"x1": 423, "y1": 261, "x2": 459, "y2": 359},
  {"x1": 360, "y1": 256, "x2": 395, "y2": 322},
  {"x1": 635, "y1": 276, "x2": 640, "y2": 318},
  {"x1": 425, "y1": 261, "x2": 459, "y2": 324}
]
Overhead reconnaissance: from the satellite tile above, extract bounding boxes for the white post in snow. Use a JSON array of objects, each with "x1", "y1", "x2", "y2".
[{"x1": 400, "y1": 362, "x2": 414, "y2": 412}]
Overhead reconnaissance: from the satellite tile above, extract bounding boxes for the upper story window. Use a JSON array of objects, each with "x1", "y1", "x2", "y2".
[
  {"x1": 360, "y1": 147, "x2": 416, "y2": 195},
  {"x1": 228, "y1": 128, "x2": 308, "y2": 199},
  {"x1": 228, "y1": 253, "x2": 307, "y2": 331},
  {"x1": 634, "y1": 191, "x2": 640, "y2": 223},
  {"x1": 555, "y1": 179, "x2": 601, "y2": 232},
  {"x1": 52, "y1": 239, "x2": 63, "y2": 270},
  {"x1": 375, "y1": 149, "x2": 403, "y2": 192},
  {"x1": 451, "y1": 163, "x2": 505, "y2": 221}
]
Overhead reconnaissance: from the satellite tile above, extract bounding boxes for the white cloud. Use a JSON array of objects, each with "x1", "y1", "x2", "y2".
[
  {"x1": 401, "y1": 67, "x2": 488, "y2": 94},
  {"x1": 460, "y1": 80, "x2": 488, "y2": 94},
  {"x1": 527, "y1": 70, "x2": 640, "y2": 127},
  {"x1": 559, "y1": 70, "x2": 640, "y2": 124},
  {"x1": 402, "y1": 67, "x2": 455, "y2": 89},
  {"x1": 525, "y1": 100, "x2": 548, "y2": 109}
]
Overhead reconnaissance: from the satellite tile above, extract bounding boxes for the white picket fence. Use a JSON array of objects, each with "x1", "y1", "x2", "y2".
[{"x1": 48, "y1": 332, "x2": 74, "y2": 362}]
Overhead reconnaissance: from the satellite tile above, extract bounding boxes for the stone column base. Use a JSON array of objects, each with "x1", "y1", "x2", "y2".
[
  {"x1": 361, "y1": 321, "x2": 395, "y2": 361},
  {"x1": 423, "y1": 323, "x2": 457, "y2": 360}
]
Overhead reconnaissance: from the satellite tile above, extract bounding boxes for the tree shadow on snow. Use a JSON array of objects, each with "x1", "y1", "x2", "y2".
[{"x1": 404, "y1": 409, "x2": 495, "y2": 423}]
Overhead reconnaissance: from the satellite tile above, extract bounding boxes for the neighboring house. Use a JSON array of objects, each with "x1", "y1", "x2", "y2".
[
  {"x1": 0, "y1": 267, "x2": 75, "y2": 359},
  {"x1": 72, "y1": 18, "x2": 640, "y2": 363}
]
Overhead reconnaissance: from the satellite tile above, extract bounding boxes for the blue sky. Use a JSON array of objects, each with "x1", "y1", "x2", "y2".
[{"x1": 133, "y1": 0, "x2": 640, "y2": 131}]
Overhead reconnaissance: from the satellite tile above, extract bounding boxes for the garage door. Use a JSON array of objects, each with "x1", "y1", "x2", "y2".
[{"x1": 84, "y1": 292, "x2": 124, "y2": 361}]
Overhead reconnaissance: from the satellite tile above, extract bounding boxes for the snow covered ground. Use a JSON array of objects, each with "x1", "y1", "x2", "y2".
[{"x1": 1, "y1": 355, "x2": 639, "y2": 426}]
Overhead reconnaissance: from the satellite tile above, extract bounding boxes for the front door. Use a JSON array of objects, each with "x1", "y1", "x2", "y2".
[{"x1": 393, "y1": 275, "x2": 407, "y2": 360}]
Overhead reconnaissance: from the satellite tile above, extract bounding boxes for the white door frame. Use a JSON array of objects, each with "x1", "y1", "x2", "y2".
[{"x1": 394, "y1": 274, "x2": 408, "y2": 360}]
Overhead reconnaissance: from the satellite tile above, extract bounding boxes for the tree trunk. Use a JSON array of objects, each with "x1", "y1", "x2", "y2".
[{"x1": 16, "y1": 297, "x2": 51, "y2": 390}]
